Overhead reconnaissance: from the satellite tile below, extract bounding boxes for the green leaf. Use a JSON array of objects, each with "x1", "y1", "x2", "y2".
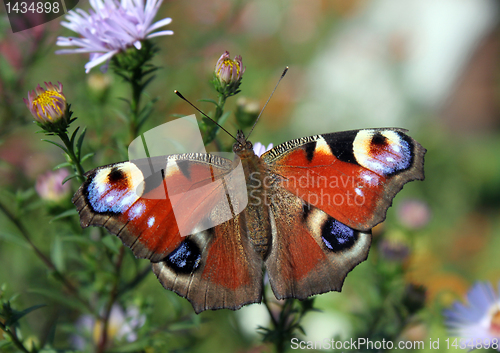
[
  {"x1": 198, "y1": 98, "x2": 219, "y2": 107},
  {"x1": 76, "y1": 127, "x2": 87, "y2": 161},
  {"x1": 169, "y1": 320, "x2": 200, "y2": 331},
  {"x1": 42, "y1": 139, "x2": 69, "y2": 154},
  {"x1": 53, "y1": 162, "x2": 72, "y2": 170},
  {"x1": 218, "y1": 111, "x2": 231, "y2": 126},
  {"x1": 59, "y1": 236, "x2": 95, "y2": 246},
  {"x1": 102, "y1": 235, "x2": 121, "y2": 254},
  {"x1": 0, "y1": 231, "x2": 30, "y2": 249},
  {"x1": 50, "y1": 209, "x2": 79, "y2": 223},
  {"x1": 113, "y1": 108, "x2": 129, "y2": 123},
  {"x1": 70, "y1": 126, "x2": 81, "y2": 148},
  {"x1": 29, "y1": 288, "x2": 86, "y2": 312},
  {"x1": 15, "y1": 188, "x2": 35, "y2": 202},
  {"x1": 44, "y1": 320, "x2": 57, "y2": 348},
  {"x1": 51, "y1": 235, "x2": 65, "y2": 272},
  {"x1": 81, "y1": 152, "x2": 94, "y2": 163},
  {"x1": 117, "y1": 97, "x2": 132, "y2": 108},
  {"x1": 62, "y1": 174, "x2": 79, "y2": 184},
  {"x1": 109, "y1": 339, "x2": 150, "y2": 353},
  {"x1": 5, "y1": 304, "x2": 46, "y2": 327},
  {"x1": 137, "y1": 97, "x2": 158, "y2": 131},
  {"x1": 140, "y1": 74, "x2": 157, "y2": 91},
  {"x1": 142, "y1": 66, "x2": 158, "y2": 77},
  {"x1": 0, "y1": 340, "x2": 12, "y2": 349},
  {"x1": 23, "y1": 199, "x2": 44, "y2": 212}
]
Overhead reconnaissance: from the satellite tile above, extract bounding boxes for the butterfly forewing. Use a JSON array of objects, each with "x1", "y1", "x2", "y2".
[{"x1": 262, "y1": 128, "x2": 426, "y2": 231}]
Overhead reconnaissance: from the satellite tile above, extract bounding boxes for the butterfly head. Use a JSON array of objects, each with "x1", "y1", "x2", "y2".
[{"x1": 233, "y1": 130, "x2": 253, "y2": 155}]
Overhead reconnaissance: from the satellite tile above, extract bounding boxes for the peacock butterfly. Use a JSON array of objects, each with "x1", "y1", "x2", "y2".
[{"x1": 73, "y1": 124, "x2": 425, "y2": 313}]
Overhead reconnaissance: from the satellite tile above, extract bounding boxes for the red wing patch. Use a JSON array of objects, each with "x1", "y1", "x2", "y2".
[
  {"x1": 201, "y1": 224, "x2": 253, "y2": 290},
  {"x1": 264, "y1": 129, "x2": 425, "y2": 231}
]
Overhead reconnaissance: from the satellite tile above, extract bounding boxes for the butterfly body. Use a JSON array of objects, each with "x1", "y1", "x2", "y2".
[
  {"x1": 232, "y1": 134, "x2": 274, "y2": 260},
  {"x1": 73, "y1": 128, "x2": 425, "y2": 313}
]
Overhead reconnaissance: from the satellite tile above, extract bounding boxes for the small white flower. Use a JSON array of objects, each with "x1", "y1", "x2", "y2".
[
  {"x1": 444, "y1": 281, "x2": 500, "y2": 350},
  {"x1": 72, "y1": 304, "x2": 146, "y2": 350},
  {"x1": 253, "y1": 142, "x2": 273, "y2": 157},
  {"x1": 56, "y1": 0, "x2": 173, "y2": 73}
]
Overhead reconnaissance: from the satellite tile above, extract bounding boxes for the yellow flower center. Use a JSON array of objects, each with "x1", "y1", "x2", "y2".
[
  {"x1": 220, "y1": 59, "x2": 239, "y2": 75},
  {"x1": 92, "y1": 320, "x2": 120, "y2": 345},
  {"x1": 490, "y1": 309, "x2": 500, "y2": 336},
  {"x1": 32, "y1": 90, "x2": 65, "y2": 121}
]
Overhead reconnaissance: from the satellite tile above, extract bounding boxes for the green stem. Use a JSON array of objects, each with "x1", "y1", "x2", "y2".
[
  {"x1": 262, "y1": 290, "x2": 279, "y2": 329},
  {"x1": 215, "y1": 94, "x2": 226, "y2": 121},
  {"x1": 204, "y1": 94, "x2": 227, "y2": 145},
  {"x1": 128, "y1": 70, "x2": 143, "y2": 143},
  {"x1": 109, "y1": 41, "x2": 158, "y2": 143},
  {"x1": 0, "y1": 321, "x2": 31, "y2": 353},
  {"x1": 0, "y1": 202, "x2": 93, "y2": 314},
  {"x1": 58, "y1": 132, "x2": 85, "y2": 183},
  {"x1": 96, "y1": 246, "x2": 125, "y2": 353}
]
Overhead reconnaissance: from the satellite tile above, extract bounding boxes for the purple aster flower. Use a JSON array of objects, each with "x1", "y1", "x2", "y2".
[
  {"x1": 444, "y1": 281, "x2": 500, "y2": 350},
  {"x1": 56, "y1": 0, "x2": 173, "y2": 73},
  {"x1": 397, "y1": 199, "x2": 431, "y2": 229},
  {"x1": 253, "y1": 142, "x2": 273, "y2": 157}
]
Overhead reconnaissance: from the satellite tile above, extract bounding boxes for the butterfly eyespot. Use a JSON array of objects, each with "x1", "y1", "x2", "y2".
[
  {"x1": 165, "y1": 239, "x2": 202, "y2": 274},
  {"x1": 108, "y1": 167, "x2": 125, "y2": 182},
  {"x1": 353, "y1": 130, "x2": 412, "y2": 176},
  {"x1": 321, "y1": 218, "x2": 357, "y2": 252}
]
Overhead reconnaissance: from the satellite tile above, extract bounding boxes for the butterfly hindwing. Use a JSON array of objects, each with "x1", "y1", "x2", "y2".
[
  {"x1": 265, "y1": 184, "x2": 371, "y2": 300},
  {"x1": 263, "y1": 128, "x2": 426, "y2": 231},
  {"x1": 152, "y1": 214, "x2": 263, "y2": 314}
]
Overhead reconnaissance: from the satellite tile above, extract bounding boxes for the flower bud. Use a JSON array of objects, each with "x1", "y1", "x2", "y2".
[
  {"x1": 213, "y1": 51, "x2": 245, "y2": 97},
  {"x1": 24, "y1": 82, "x2": 69, "y2": 132}
]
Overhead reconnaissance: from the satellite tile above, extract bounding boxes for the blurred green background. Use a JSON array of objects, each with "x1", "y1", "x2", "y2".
[{"x1": 1, "y1": 0, "x2": 500, "y2": 352}]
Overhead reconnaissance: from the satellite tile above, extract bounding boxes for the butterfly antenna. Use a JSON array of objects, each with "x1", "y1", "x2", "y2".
[
  {"x1": 174, "y1": 90, "x2": 238, "y2": 142},
  {"x1": 246, "y1": 66, "x2": 288, "y2": 140}
]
